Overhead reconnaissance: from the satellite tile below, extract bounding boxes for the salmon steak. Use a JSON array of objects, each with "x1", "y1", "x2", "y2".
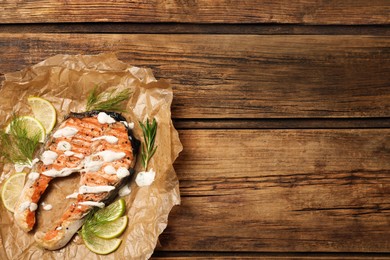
[{"x1": 13, "y1": 111, "x2": 139, "y2": 250}]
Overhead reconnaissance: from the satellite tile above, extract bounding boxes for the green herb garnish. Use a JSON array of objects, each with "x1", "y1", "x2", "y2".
[
  {"x1": 0, "y1": 117, "x2": 41, "y2": 165},
  {"x1": 139, "y1": 118, "x2": 158, "y2": 170},
  {"x1": 86, "y1": 86, "x2": 132, "y2": 112},
  {"x1": 80, "y1": 199, "x2": 127, "y2": 254}
]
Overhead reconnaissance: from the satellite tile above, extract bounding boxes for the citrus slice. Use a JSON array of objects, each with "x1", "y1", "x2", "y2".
[
  {"x1": 92, "y1": 198, "x2": 126, "y2": 222},
  {"x1": 81, "y1": 225, "x2": 122, "y2": 255},
  {"x1": 27, "y1": 96, "x2": 57, "y2": 134},
  {"x1": 88, "y1": 216, "x2": 128, "y2": 239},
  {"x1": 1, "y1": 172, "x2": 26, "y2": 212},
  {"x1": 6, "y1": 116, "x2": 46, "y2": 143}
]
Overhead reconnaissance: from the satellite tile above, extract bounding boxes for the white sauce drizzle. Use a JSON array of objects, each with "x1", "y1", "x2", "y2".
[
  {"x1": 15, "y1": 158, "x2": 39, "y2": 172},
  {"x1": 128, "y1": 122, "x2": 135, "y2": 129},
  {"x1": 42, "y1": 167, "x2": 82, "y2": 178},
  {"x1": 118, "y1": 185, "x2": 131, "y2": 197},
  {"x1": 43, "y1": 204, "x2": 52, "y2": 211},
  {"x1": 56, "y1": 226, "x2": 63, "y2": 230},
  {"x1": 66, "y1": 192, "x2": 79, "y2": 199},
  {"x1": 74, "y1": 153, "x2": 85, "y2": 159},
  {"x1": 104, "y1": 165, "x2": 116, "y2": 174},
  {"x1": 79, "y1": 185, "x2": 115, "y2": 194},
  {"x1": 83, "y1": 157, "x2": 104, "y2": 172},
  {"x1": 78, "y1": 201, "x2": 105, "y2": 208},
  {"x1": 31, "y1": 158, "x2": 40, "y2": 165},
  {"x1": 53, "y1": 127, "x2": 78, "y2": 138},
  {"x1": 96, "y1": 151, "x2": 126, "y2": 162},
  {"x1": 29, "y1": 203, "x2": 38, "y2": 212},
  {"x1": 28, "y1": 172, "x2": 40, "y2": 181},
  {"x1": 14, "y1": 164, "x2": 26, "y2": 172},
  {"x1": 135, "y1": 169, "x2": 156, "y2": 187},
  {"x1": 116, "y1": 167, "x2": 130, "y2": 179},
  {"x1": 19, "y1": 201, "x2": 31, "y2": 212},
  {"x1": 97, "y1": 112, "x2": 116, "y2": 124},
  {"x1": 64, "y1": 151, "x2": 84, "y2": 158},
  {"x1": 41, "y1": 150, "x2": 58, "y2": 165},
  {"x1": 91, "y1": 135, "x2": 118, "y2": 144},
  {"x1": 41, "y1": 202, "x2": 53, "y2": 211},
  {"x1": 64, "y1": 151, "x2": 75, "y2": 156},
  {"x1": 41, "y1": 149, "x2": 126, "y2": 178},
  {"x1": 57, "y1": 141, "x2": 72, "y2": 151}
]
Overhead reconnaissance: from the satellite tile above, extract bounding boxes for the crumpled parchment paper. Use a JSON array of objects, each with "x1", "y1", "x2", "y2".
[{"x1": 0, "y1": 53, "x2": 182, "y2": 260}]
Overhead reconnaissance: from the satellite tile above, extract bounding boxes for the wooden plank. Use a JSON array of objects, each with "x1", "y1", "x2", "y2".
[
  {"x1": 0, "y1": 33, "x2": 389, "y2": 119},
  {"x1": 157, "y1": 129, "x2": 390, "y2": 252},
  {"x1": 0, "y1": 1, "x2": 389, "y2": 25}
]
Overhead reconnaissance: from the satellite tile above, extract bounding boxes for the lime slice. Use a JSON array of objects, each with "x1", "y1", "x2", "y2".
[
  {"x1": 27, "y1": 96, "x2": 57, "y2": 134},
  {"x1": 6, "y1": 116, "x2": 46, "y2": 143},
  {"x1": 1, "y1": 173, "x2": 26, "y2": 212},
  {"x1": 81, "y1": 225, "x2": 122, "y2": 255},
  {"x1": 87, "y1": 216, "x2": 128, "y2": 239},
  {"x1": 92, "y1": 198, "x2": 126, "y2": 222}
]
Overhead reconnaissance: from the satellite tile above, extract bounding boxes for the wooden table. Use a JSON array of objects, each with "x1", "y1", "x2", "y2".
[{"x1": 1, "y1": 1, "x2": 390, "y2": 259}]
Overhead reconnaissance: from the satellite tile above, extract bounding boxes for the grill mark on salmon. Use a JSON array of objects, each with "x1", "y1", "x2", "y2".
[{"x1": 13, "y1": 111, "x2": 139, "y2": 250}]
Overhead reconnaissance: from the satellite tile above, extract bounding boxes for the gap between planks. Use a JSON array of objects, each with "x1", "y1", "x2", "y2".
[
  {"x1": 173, "y1": 118, "x2": 390, "y2": 130},
  {"x1": 151, "y1": 251, "x2": 390, "y2": 259},
  {"x1": 0, "y1": 23, "x2": 389, "y2": 35}
]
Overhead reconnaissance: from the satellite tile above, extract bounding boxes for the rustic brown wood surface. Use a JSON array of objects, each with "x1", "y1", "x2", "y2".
[
  {"x1": 0, "y1": 0, "x2": 389, "y2": 24},
  {"x1": 161, "y1": 130, "x2": 390, "y2": 252},
  {"x1": 0, "y1": 1, "x2": 389, "y2": 259},
  {"x1": 0, "y1": 33, "x2": 389, "y2": 119}
]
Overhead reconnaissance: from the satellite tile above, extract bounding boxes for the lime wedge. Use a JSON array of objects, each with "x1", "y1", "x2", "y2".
[
  {"x1": 87, "y1": 216, "x2": 128, "y2": 239},
  {"x1": 27, "y1": 96, "x2": 57, "y2": 134},
  {"x1": 92, "y1": 198, "x2": 126, "y2": 222},
  {"x1": 1, "y1": 173, "x2": 26, "y2": 212},
  {"x1": 6, "y1": 116, "x2": 46, "y2": 143},
  {"x1": 81, "y1": 225, "x2": 122, "y2": 255}
]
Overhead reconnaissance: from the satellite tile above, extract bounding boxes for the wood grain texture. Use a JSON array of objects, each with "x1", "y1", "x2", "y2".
[
  {"x1": 0, "y1": 1, "x2": 389, "y2": 24},
  {"x1": 157, "y1": 129, "x2": 390, "y2": 252},
  {"x1": 0, "y1": 33, "x2": 389, "y2": 119},
  {"x1": 1, "y1": 1, "x2": 389, "y2": 258}
]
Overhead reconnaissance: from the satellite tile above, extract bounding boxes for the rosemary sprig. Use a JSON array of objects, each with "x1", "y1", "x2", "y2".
[
  {"x1": 139, "y1": 118, "x2": 158, "y2": 170},
  {"x1": 86, "y1": 86, "x2": 132, "y2": 112},
  {"x1": 0, "y1": 117, "x2": 41, "y2": 165}
]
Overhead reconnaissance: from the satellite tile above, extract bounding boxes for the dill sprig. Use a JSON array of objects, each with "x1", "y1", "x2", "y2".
[
  {"x1": 0, "y1": 117, "x2": 41, "y2": 165},
  {"x1": 80, "y1": 208, "x2": 101, "y2": 229},
  {"x1": 78, "y1": 207, "x2": 103, "y2": 238},
  {"x1": 86, "y1": 86, "x2": 132, "y2": 112},
  {"x1": 139, "y1": 118, "x2": 158, "y2": 170}
]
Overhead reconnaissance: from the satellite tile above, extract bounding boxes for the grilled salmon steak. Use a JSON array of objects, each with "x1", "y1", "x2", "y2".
[{"x1": 13, "y1": 111, "x2": 139, "y2": 250}]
